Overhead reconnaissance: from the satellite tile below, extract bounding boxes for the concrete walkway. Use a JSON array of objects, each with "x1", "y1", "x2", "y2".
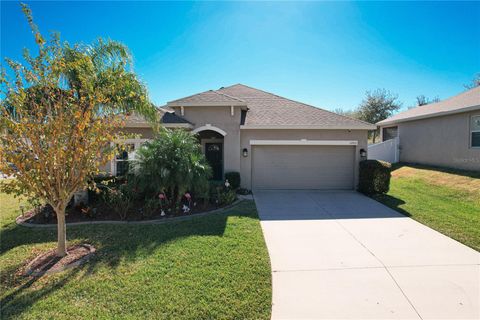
[{"x1": 254, "y1": 190, "x2": 480, "y2": 320}]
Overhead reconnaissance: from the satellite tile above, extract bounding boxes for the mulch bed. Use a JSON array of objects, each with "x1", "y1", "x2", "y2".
[
  {"x1": 24, "y1": 244, "x2": 96, "y2": 277},
  {"x1": 19, "y1": 200, "x2": 226, "y2": 225}
]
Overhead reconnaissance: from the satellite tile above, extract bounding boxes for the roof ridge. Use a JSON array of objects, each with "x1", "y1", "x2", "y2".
[
  {"x1": 169, "y1": 87, "x2": 247, "y2": 104},
  {"x1": 223, "y1": 84, "x2": 374, "y2": 127},
  {"x1": 222, "y1": 83, "x2": 285, "y2": 100},
  {"x1": 168, "y1": 89, "x2": 214, "y2": 104},
  {"x1": 212, "y1": 90, "x2": 245, "y2": 102}
]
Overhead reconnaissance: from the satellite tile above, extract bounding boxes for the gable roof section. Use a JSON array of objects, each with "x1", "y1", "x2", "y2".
[
  {"x1": 159, "y1": 108, "x2": 192, "y2": 125},
  {"x1": 125, "y1": 107, "x2": 192, "y2": 128},
  {"x1": 218, "y1": 84, "x2": 375, "y2": 129},
  {"x1": 168, "y1": 89, "x2": 246, "y2": 106},
  {"x1": 378, "y1": 86, "x2": 480, "y2": 126}
]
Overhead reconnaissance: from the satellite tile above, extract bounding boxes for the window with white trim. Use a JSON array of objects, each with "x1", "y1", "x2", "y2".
[
  {"x1": 113, "y1": 139, "x2": 149, "y2": 176},
  {"x1": 115, "y1": 143, "x2": 134, "y2": 176},
  {"x1": 471, "y1": 115, "x2": 480, "y2": 148},
  {"x1": 382, "y1": 126, "x2": 398, "y2": 141}
]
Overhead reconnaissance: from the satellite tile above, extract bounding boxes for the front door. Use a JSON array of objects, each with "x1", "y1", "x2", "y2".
[{"x1": 205, "y1": 143, "x2": 223, "y2": 180}]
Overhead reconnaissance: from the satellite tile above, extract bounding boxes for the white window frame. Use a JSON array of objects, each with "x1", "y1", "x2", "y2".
[
  {"x1": 471, "y1": 115, "x2": 480, "y2": 149},
  {"x1": 111, "y1": 138, "x2": 150, "y2": 176}
]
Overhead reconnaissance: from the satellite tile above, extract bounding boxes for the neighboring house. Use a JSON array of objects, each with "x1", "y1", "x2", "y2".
[
  {"x1": 110, "y1": 84, "x2": 375, "y2": 190},
  {"x1": 377, "y1": 86, "x2": 480, "y2": 171}
]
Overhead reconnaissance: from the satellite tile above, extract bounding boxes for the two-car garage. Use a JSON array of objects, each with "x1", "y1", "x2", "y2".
[{"x1": 251, "y1": 141, "x2": 357, "y2": 190}]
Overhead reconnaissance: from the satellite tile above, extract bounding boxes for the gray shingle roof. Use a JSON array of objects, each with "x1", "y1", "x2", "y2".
[
  {"x1": 124, "y1": 113, "x2": 150, "y2": 126},
  {"x1": 378, "y1": 86, "x2": 480, "y2": 126},
  {"x1": 168, "y1": 89, "x2": 245, "y2": 106},
  {"x1": 218, "y1": 84, "x2": 375, "y2": 129},
  {"x1": 124, "y1": 107, "x2": 191, "y2": 127},
  {"x1": 159, "y1": 108, "x2": 191, "y2": 124}
]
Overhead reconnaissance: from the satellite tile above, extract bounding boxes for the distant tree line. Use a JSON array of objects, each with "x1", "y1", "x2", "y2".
[
  {"x1": 464, "y1": 73, "x2": 480, "y2": 89},
  {"x1": 333, "y1": 73, "x2": 479, "y2": 143}
]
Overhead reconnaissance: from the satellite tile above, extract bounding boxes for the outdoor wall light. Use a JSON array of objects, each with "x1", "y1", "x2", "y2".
[
  {"x1": 242, "y1": 148, "x2": 248, "y2": 157},
  {"x1": 360, "y1": 148, "x2": 367, "y2": 158}
]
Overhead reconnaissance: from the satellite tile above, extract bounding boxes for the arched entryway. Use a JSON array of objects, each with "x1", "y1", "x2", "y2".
[{"x1": 195, "y1": 129, "x2": 225, "y2": 181}]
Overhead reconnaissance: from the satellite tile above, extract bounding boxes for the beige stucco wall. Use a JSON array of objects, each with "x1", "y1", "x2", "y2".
[
  {"x1": 384, "y1": 110, "x2": 480, "y2": 171},
  {"x1": 239, "y1": 129, "x2": 368, "y2": 189},
  {"x1": 108, "y1": 108, "x2": 370, "y2": 189},
  {"x1": 172, "y1": 106, "x2": 242, "y2": 175}
]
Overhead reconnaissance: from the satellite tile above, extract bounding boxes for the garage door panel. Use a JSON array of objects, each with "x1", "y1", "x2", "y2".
[{"x1": 252, "y1": 145, "x2": 355, "y2": 190}]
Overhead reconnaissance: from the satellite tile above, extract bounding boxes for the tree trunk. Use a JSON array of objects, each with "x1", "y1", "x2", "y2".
[
  {"x1": 55, "y1": 206, "x2": 67, "y2": 257},
  {"x1": 372, "y1": 130, "x2": 377, "y2": 144}
]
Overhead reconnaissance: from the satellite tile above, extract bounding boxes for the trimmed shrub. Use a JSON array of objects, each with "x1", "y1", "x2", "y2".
[
  {"x1": 218, "y1": 189, "x2": 237, "y2": 206},
  {"x1": 358, "y1": 160, "x2": 392, "y2": 195},
  {"x1": 225, "y1": 172, "x2": 241, "y2": 189}
]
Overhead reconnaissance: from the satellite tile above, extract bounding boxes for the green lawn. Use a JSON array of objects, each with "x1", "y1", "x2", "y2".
[
  {"x1": 0, "y1": 191, "x2": 272, "y2": 320},
  {"x1": 373, "y1": 164, "x2": 480, "y2": 251}
]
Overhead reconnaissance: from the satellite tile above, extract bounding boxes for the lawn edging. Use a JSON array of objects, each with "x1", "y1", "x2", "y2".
[{"x1": 16, "y1": 199, "x2": 245, "y2": 228}]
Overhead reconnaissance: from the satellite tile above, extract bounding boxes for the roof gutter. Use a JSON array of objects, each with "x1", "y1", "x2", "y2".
[{"x1": 378, "y1": 104, "x2": 480, "y2": 126}]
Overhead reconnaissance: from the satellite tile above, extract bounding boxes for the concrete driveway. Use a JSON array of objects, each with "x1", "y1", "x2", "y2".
[{"x1": 254, "y1": 190, "x2": 480, "y2": 320}]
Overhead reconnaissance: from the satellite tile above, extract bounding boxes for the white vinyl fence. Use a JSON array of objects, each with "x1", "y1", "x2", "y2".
[{"x1": 368, "y1": 137, "x2": 399, "y2": 163}]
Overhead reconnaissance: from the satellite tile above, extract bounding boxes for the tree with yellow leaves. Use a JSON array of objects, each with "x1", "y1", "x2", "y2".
[{"x1": 0, "y1": 4, "x2": 156, "y2": 257}]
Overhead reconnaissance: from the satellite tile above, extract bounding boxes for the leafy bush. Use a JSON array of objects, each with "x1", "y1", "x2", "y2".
[
  {"x1": 208, "y1": 181, "x2": 223, "y2": 203},
  {"x1": 133, "y1": 129, "x2": 212, "y2": 212},
  {"x1": 190, "y1": 179, "x2": 210, "y2": 205},
  {"x1": 208, "y1": 178, "x2": 238, "y2": 206},
  {"x1": 89, "y1": 175, "x2": 130, "y2": 204},
  {"x1": 358, "y1": 160, "x2": 392, "y2": 195},
  {"x1": 92, "y1": 175, "x2": 117, "y2": 185},
  {"x1": 225, "y1": 172, "x2": 241, "y2": 190},
  {"x1": 218, "y1": 189, "x2": 237, "y2": 206},
  {"x1": 103, "y1": 186, "x2": 133, "y2": 220},
  {"x1": 143, "y1": 197, "x2": 160, "y2": 218}
]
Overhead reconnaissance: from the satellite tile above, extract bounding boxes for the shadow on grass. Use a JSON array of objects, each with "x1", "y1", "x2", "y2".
[
  {"x1": 0, "y1": 200, "x2": 258, "y2": 319},
  {"x1": 392, "y1": 162, "x2": 480, "y2": 179},
  {"x1": 371, "y1": 193, "x2": 411, "y2": 218},
  {"x1": 1, "y1": 266, "x2": 85, "y2": 319}
]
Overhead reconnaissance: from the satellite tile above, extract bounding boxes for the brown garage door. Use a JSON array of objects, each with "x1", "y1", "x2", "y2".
[{"x1": 252, "y1": 145, "x2": 355, "y2": 190}]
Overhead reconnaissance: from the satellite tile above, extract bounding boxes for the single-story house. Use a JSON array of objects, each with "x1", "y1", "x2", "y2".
[
  {"x1": 377, "y1": 86, "x2": 480, "y2": 171},
  {"x1": 108, "y1": 84, "x2": 375, "y2": 190}
]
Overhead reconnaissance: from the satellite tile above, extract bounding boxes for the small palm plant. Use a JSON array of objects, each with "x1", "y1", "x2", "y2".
[{"x1": 133, "y1": 129, "x2": 212, "y2": 212}]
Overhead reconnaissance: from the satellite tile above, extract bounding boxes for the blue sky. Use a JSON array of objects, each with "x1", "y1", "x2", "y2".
[{"x1": 1, "y1": 1, "x2": 479, "y2": 112}]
